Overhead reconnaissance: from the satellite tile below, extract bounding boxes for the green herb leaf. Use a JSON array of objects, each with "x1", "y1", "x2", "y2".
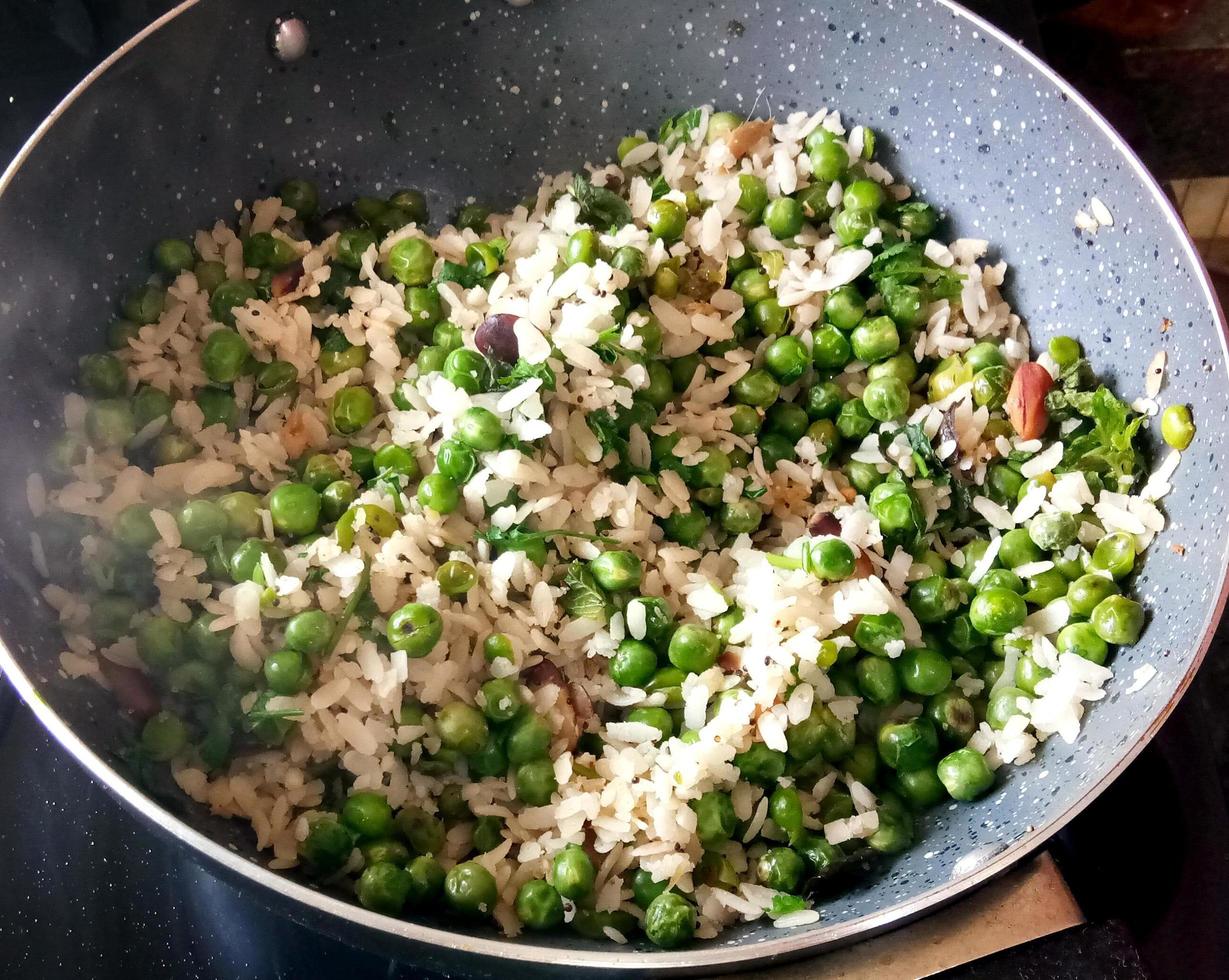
[
  {"x1": 492, "y1": 356, "x2": 558, "y2": 392},
  {"x1": 649, "y1": 174, "x2": 671, "y2": 200},
  {"x1": 902, "y1": 423, "x2": 949, "y2": 484},
  {"x1": 322, "y1": 560, "x2": 371, "y2": 658},
  {"x1": 767, "y1": 893, "x2": 809, "y2": 920},
  {"x1": 756, "y1": 250, "x2": 785, "y2": 281},
  {"x1": 1050, "y1": 383, "x2": 1148, "y2": 490},
  {"x1": 868, "y1": 241, "x2": 964, "y2": 297},
  {"x1": 437, "y1": 260, "x2": 485, "y2": 290},
  {"x1": 570, "y1": 173, "x2": 632, "y2": 231},
  {"x1": 658, "y1": 107, "x2": 704, "y2": 150},
  {"x1": 744, "y1": 483, "x2": 768, "y2": 500},
  {"x1": 244, "y1": 704, "x2": 305, "y2": 722},
  {"x1": 587, "y1": 409, "x2": 628, "y2": 458},
  {"x1": 478, "y1": 524, "x2": 608, "y2": 553},
  {"x1": 562, "y1": 562, "x2": 614, "y2": 623}
]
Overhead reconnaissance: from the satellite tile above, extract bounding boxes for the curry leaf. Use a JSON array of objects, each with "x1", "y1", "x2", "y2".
[
  {"x1": 767, "y1": 893, "x2": 810, "y2": 920},
  {"x1": 492, "y1": 357, "x2": 557, "y2": 392},
  {"x1": 658, "y1": 107, "x2": 704, "y2": 150},
  {"x1": 570, "y1": 173, "x2": 632, "y2": 231},
  {"x1": 562, "y1": 563, "x2": 614, "y2": 622},
  {"x1": 902, "y1": 423, "x2": 949, "y2": 484}
]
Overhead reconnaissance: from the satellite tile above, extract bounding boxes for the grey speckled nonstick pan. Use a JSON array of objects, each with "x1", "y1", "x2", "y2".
[{"x1": 0, "y1": 0, "x2": 1225, "y2": 975}]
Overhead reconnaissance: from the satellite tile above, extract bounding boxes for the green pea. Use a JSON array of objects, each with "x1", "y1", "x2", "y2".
[
  {"x1": 768, "y1": 785, "x2": 804, "y2": 839},
  {"x1": 386, "y1": 602, "x2": 442, "y2": 657},
  {"x1": 383, "y1": 236, "x2": 433, "y2": 286},
  {"x1": 662, "y1": 509, "x2": 707, "y2": 546},
  {"x1": 228, "y1": 537, "x2": 285, "y2": 584},
  {"x1": 403, "y1": 285, "x2": 443, "y2": 334},
  {"x1": 416, "y1": 474, "x2": 458, "y2": 515},
  {"x1": 832, "y1": 207, "x2": 875, "y2": 245},
  {"x1": 1160, "y1": 404, "x2": 1195, "y2": 450},
  {"x1": 809, "y1": 140, "x2": 848, "y2": 182},
  {"x1": 267, "y1": 482, "x2": 320, "y2": 538},
  {"x1": 757, "y1": 847, "x2": 806, "y2": 893},
  {"x1": 274, "y1": 177, "x2": 318, "y2": 218},
  {"x1": 341, "y1": 791, "x2": 394, "y2": 839},
  {"x1": 82, "y1": 398, "x2": 134, "y2": 450},
  {"x1": 296, "y1": 817, "x2": 356, "y2": 877},
  {"x1": 934, "y1": 747, "x2": 994, "y2": 802},
  {"x1": 627, "y1": 706, "x2": 673, "y2": 740},
  {"x1": 808, "y1": 324, "x2": 851, "y2": 372},
  {"x1": 609, "y1": 639, "x2": 658, "y2": 689},
  {"x1": 330, "y1": 386, "x2": 376, "y2": 435},
  {"x1": 733, "y1": 742, "x2": 787, "y2": 786},
  {"x1": 854, "y1": 612, "x2": 905, "y2": 656},
  {"x1": 334, "y1": 227, "x2": 377, "y2": 270},
  {"x1": 551, "y1": 843, "x2": 596, "y2": 900},
  {"x1": 513, "y1": 757, "x2": 556, "y2": 806},
  {"x1": 845, "y1": 460, "x2": 884, "y2": 495},
  {"x1": 454, "y1": 406, "x2": 503, "y2": 451},
  {"x1": 150, "y1": 237, "x2": 194, "y2": 276},
  {"x1": 1091, "y1": 532, "x2": 1136, "y2": 580},
  {"x1": 189, "y1": 262, "x2": 226, "y2": 297},
  {"x1": 927, "y1": 688, "x2": 977, "y2": 745},
  {"x1": 892, "y1": 765, "x2": 947, "y2": 809},
  {"x1": 172, "y1": 499, "x2": 226, "y2": 552},
  {"x1": 631, "y1": 868, "x2": 671, "y2": 910},
  {"x1": 998, "y1": 527, "x2": 1042, "y2": 569},
  {"x1": 199, "y1": 329, "x2": 250, "y2": 385},
  {"x1": 253, "y1": 359, "x2": 297, "y2": 401},
  {"x1": 843, "y1": 178, "x2": 886, "y2": 213},
  {"x1": 111, "y1": 504, "x2": 158, "y2": 552},
  {"x1": 79, "y1": 352, "x2": 128, "y2": 399},
  {"x1": 968, "y1": 587, "x2": 1026, "y2": 636},
  {"x1": 354, "y1": 861, "x2": 413, "y2": 916},
  {"x1": 435, "y1": 439, "x2": 477, "y2": 484},
  {"x1": 667, "y1": 624, "x2": 721, "y2": 674},
  {"x1": 141, "y1": 710, "x2": 188, "y2": 761},
  {"x1": 1024, "y1": 569, "x2": 1068, "y2": 607},
  {"x1": 135, "y1": 615, "x2": 186, "y2": 672},
  {"x1": 106, "y1": 318, "x2": 140, "y2": 350},
  {"x1": 395, "y1": 807, "x2": 445, "y2": 856},
  {"x1": 1052, "y1": 624, "x2": 1107, "y2": 669},
  {"x1": 732, "y1": 368, "x2": 780, "y2": 408},
  {"x1": 515, "y1": 879, "x2": 564, "y2": 931},
  {"x1": 763, "y1": 197, "x2": 804, "y2": 239},
  {"x1": 123, "y1": 283, "x2": 166, "y2": 325},
  {"x1": 206, "y1": 279, "x2": 256, "y2": 327},
  {"x1": 978, "y1": 568, "x2": 1023, "y2": 594},
  {"x1": 442, "y1": 348, "x2": 490, "y2": 395},
  {"x1": 1047, "y1": 335, "x2": 1081, "y2": 369},
  {"x1": 644, "y1": 891, "x2": 696, "y2": 950},
  {"x1": 897, "y1": 647, "x2": 954, "y2": 697},
  {"x1": 856, "y1": 655, "x2": 901, "y2": 705},
  {"x1": 861, "y1": 376, "x2": 909, "y2": 422},
  {"x1": 482, "y1": 632, "x2": 515, "y2": 664},
  {"x1": 436, "y1": 559, "x2": 478, "y2": 597},
  {"x1": 731, "y1": 268, "x2": 772, "y2": 305},
  {"x1": 476, "y1": 678, "x2": 521, "y2": 726},
  {"x1": 971, "y1": 364, "x2": 1011, "y2": 410},
  {"x1": 646, "y1": 198, "x2": 687, "y2": 241},
  {"x1": 736, "y1": 173, "x2": 769, "y2": 218},
  {"x1": 434, "y1": 702, "x2": 488, "y2": 756},
  {"x1": 262, "y1": 648, "x2": 308, "y2": 695},
  {"x1": 987, "y1": 686, "x2": 1028, "y2": 730},
  {"x1": 867, "y1": 350, "x2": 919, "y2": 386},
  {"x1": 877, "y1": 718, "x2": 940, "y2": 772},
  {"x1": 761, "y1": 335, "x2": 808, "y2": 384},
  {"x1": 849, "y1": 315, "x2": 899, "y2": 363},
  {"x1": 588, "y1": 551, "x2": 643, "y2": 592},
  {"x1": 278, "y1": 609, "x2": 331, "y2": 657},
  {"x1": 898, "y1": 202, "x2": 938, "y2": 238},
  {"x1": 1028, "y1": 512, "x2": 1077, "y2": 552},
  {"x1": 444, "y1": 860, "x2": 498, "y2": 918},
  {"x1": 1090, "y1": 595, "x2": 1145, "y2": 645},
  {"x1": 506, "y1": 712, "x2": 551, "y2": 764},
  {"x1": 690, "y1": 790, "x2": 736, "y2": 848},
  {"x1": 321, "y1": 480, "x2": 357, "y2": 522}
]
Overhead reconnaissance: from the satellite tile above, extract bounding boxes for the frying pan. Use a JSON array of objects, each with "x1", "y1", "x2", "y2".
[{"x1": 0, "y1": 0, "x2": 1225, "y2": 975}]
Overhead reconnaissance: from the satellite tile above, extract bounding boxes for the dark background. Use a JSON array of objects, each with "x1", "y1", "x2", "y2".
[{"x1": 2, "y1": 1, "x2": 1229, "y2": 978}]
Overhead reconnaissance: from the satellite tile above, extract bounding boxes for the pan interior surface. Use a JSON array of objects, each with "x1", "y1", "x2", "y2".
[{"x1": 0, "y1": 0, "x2": 1225, "y2": 972}]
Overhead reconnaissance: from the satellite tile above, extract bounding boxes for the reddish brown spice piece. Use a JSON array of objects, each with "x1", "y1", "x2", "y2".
[
  {"x1": 98, "y1": 656, "x2": 161, "y2": 721},
  {"x1": 1005, "y1": 362, "x2": 1054, "y2": 440},
  {"x1": 270, "y1": 259, "x2": 305, "y2": 298}
]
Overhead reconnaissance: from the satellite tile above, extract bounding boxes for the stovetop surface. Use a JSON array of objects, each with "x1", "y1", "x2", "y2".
[{"x1": 2, "y1": 2, "x2": 1229, "y2": 978}]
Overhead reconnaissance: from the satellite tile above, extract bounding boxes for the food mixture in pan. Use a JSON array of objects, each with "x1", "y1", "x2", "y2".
[{"x1": 32, "y1": 105, "x2": 1194, "y2": 946}]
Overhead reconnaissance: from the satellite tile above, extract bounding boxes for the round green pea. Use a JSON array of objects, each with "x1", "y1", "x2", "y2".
[
  {"x1": 1161, "y1": 404, "x2": 1195, "y2": 450},
  {"x1": 516, "y1": 758, "x2": 558, "y2": 806},
  {"x1": 444, "y1": 861, "x2": 498, "y2": 918},
  {"x1": 417, "y1": 473, "x2": 460, "y2": 515},
  {"x1": 1090, "y1": 595, "x2": 1145, "y2": 645},
  {"x1": 644, "y1": 891, "x2": 696, "y2": 949},
  {"x1": 937, "y1": 747, "x2": 995, "y2": 801},
  {"x1": 667, "y1": 623, "x2": 721, "y2": 674},
  {"x1": 386, "y1": 602, "x2": 443, "y2": 657},
  {"x1": 551, "y1": 843, "x2": 595, "y2": 900},
  {"x1": 515, "y1": 880, "x2": 564, "y2": 931}
]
